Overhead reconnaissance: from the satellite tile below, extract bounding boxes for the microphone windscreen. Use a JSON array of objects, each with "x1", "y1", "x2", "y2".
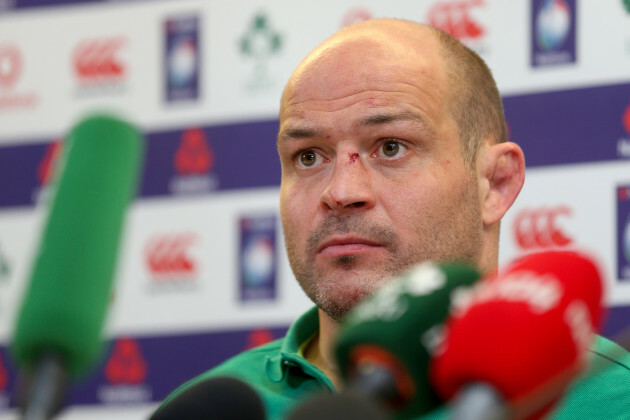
[
  {"x1": 335, "y1": 262, "x2": 480, "y2": 418},
  {"x1": 431, "y1": 250, "x2": 605, "y2": 417},
  {"x1": 11, "y1": 114, "x2": 143, "y2": 377},
  {"x1": 151, "y1": 376, "x2": 266, "y2": 420}
]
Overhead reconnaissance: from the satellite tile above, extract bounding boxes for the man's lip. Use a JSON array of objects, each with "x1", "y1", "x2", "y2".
[{"x1": 316, "y1": 237, "x2": 384, "y2": 257}]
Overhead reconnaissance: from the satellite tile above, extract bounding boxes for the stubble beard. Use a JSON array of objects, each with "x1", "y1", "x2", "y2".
[{"x1": 284, "y1": 180, "x2": 483, "y2": 323}]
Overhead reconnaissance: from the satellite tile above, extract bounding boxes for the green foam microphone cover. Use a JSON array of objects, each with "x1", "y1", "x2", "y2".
[
  {"x1": 11, "y1": 114, "x2": 144, "y2": 377},
  {"x1": 335, "y1": 262, "x2": 480, "y2": 419}
]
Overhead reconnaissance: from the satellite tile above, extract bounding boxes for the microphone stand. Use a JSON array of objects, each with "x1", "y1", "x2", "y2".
[{"x1": 18, "y1": 352, "x2": 68, "y2": 420}]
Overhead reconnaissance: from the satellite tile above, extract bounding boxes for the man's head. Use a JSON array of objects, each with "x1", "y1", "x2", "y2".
[{"x1": 277, "y1": 19, "x2": 524, "y2": 322}]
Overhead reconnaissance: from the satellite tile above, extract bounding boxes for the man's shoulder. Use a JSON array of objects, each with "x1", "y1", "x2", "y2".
[
  {"x1": 158, "y1": 338, "x2": 285, "y2": 407},
  {"x1": 549, "y1": 335, "x2": 630, "y2": 419}
]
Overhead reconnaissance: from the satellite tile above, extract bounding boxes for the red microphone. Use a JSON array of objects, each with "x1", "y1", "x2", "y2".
[{"x1": 430, "y1": 250, "x2": 605, "y2": 420}]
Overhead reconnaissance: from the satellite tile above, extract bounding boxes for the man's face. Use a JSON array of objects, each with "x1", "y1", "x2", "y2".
[{"x1": 277, "y1": 29, "x2": 484, "y2": 321}]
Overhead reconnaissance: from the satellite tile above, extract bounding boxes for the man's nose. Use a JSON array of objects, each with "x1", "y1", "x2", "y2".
[{"x1": 320, "y1": 153, "x2": 376, "y2": 211}]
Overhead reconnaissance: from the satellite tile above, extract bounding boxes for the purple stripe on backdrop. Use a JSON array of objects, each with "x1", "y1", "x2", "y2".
[
  {"x1": 503, "y1": 82, "x2": 630, "y2": 167},
  {"x1": 1, "y1": 82, "x2": 629, "y2": 209},
  {"x1": 0, "y1": 326, "x2": 289, "y2": 408},
  {"x1": 0, "y1": 307, "x2": 628, "y2": 410}
]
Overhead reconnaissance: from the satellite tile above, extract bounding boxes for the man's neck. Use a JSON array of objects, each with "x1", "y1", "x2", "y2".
[{"x1": 303, "y1": 308, "x2": 342, "y2": 390}]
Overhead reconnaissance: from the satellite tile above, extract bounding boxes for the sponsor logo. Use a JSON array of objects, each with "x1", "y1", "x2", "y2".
[
  {"x1": 0, "y1": 349, "x2": 8, "y2": 408},
  {"x1": 239, "y1": 11, "x2": 283, "y2": 90},
  {"x1": 0, "y1": 44, "x2": 21, "y2": 88},
  {"x1": 618, "y1": 105, "x2": 630, "y2": 158},
  {"x1": 617, "y1": 185, "x2": 630, "y2": 281},
  {"x1": 169, "y1": 128, "x2": 218, "y2": 195},
  {"x1": 340, "y1": 8, "x2": 373, "y2": 27},
  {"x1": 32, "y1": 140, "x2": 63, "y2": 204},
  {"x1": 164, "y1": 15, "x2": 200, "y2": 103},
  {"x1": 0, "y1": 43, "x2": 38, "y2": 110},
  {"x1": 427, "y1": 0, "x2": 489, "y2": 55},
  {"x1": 531, "y1": 0, "x2": 577, "y2": 67},
  {"x1": 72, "y1": 36, "x2": 127, "y2": 96},
  {"x1": 145, "y1": 232, "x2": 198, "y2": 291},
  {"x1": 99, "y1": 337, "x2": 151, "y2": 404},
  {"x1": 244, "y1": 328, "x2": 275, "y2": 350},
  {"x1": 513, "y1": 206, "x2": 573, "y2": 249},
  {"x1": 239, "y1": 214, "x2": 277, "y2": 301}
]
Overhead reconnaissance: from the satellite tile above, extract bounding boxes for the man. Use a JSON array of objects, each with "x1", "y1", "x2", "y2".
[{"x1": 154, "y1": 18, "x2": 630, "y2": 419}]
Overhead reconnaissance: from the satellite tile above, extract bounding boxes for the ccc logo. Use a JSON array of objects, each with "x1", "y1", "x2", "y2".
[{"x1": 513, "y1": 206, "x2": 573, "y2": 249}]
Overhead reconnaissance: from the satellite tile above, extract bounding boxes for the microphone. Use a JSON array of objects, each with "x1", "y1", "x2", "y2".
[
  {"x1": 287, "y1": 392, "x2": 390, "y2": 420},
  {"x1": 150, "y1": 376, "x2": 266, "y2": 420},
  {"x1": 333, "y1": 262, "x2": 481, "y2": 419},
  {"x1": 10, "y1": 114, "x2": 144, "y2": 420},
  {"x1": 430, "y1": 250, "x2": 605, "y2": 420}
]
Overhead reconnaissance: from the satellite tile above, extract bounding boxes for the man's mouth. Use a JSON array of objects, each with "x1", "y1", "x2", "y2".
[{"x1": 316, "y1": 236, "x2": 384, "y2": 259}]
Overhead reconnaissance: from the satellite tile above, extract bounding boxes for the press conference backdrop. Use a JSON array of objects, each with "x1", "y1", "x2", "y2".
[{"x1": 0, "y1": 0, "x2": 629, "y2": 418}]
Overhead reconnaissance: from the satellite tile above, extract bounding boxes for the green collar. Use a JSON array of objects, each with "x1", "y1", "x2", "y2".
[{"x1": 264, "y1": 306, "x2": 336, "y2": 391}]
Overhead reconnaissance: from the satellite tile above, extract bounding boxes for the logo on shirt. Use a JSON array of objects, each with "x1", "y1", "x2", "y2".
[
  {"x1": 169, "y1": 128, "x2": 218, "y2": 195},
  {"x1": 513, "y1": 206, "x2": 573, "y2": 249},
  {"x1": 531, "y1": 0, "x2": 577, "y2": 67},
  {"x1": 239, "y1": 11, "x2": 283, "y2": 90}
]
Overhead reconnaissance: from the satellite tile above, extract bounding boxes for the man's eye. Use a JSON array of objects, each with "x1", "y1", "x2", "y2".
[
  {"x1": 380, "y1": 140, "x2": 406, "y2": 158},
  {"x1": 299, "y1": 149, "x2": 322, "y2": 167}
]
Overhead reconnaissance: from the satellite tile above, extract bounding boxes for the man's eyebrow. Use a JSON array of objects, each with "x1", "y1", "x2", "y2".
[
  {"x1": 277, "y1": 126, "x2": 323, "y2": 144},
  {"x1": 359, "y1": 110, "x2": 428, "y2": 128}
]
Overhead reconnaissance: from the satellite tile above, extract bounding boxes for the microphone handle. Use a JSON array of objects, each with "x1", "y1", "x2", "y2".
[
  {"x1": 20, "y1": 352, "x2": 68, "y2": 420},
  {"x1": 450, "y1": 383, "x2": 508, "y2": 420}
]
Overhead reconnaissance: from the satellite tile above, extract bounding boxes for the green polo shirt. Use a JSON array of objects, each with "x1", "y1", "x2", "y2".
[{"x1": 156, "y1": 306, "x2": 630, "y2": 419}]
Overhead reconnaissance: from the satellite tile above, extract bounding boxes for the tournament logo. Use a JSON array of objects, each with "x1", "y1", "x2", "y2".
[
  {"x1": 531, "y1": 0, "x2": 577, "y2": 67},
  {"x1": 617, "y1": 185, "x2": 630, "y2": 281},
  {"x1": 145, "y1": 232, "x2": 199, "y2": 291},
  {"x1": 164, "y1": 15, "x2": 200, "y2": 103},
  {"x1": 618, "y1": 105, "x2": 630, "y2": 158},
  {"x1": 239, "y1": 11, "x2": 283, "y2": 90},
  {"x1": 169, "y1": 128, "x2": 218, "y2": 195},
  {"x1": 0, "y1": 43, "x2": 38, "y2": 111},
  {"x1": 98, "y1": 337, "x2": 152, "y2": 404},
  {"x1": 239, "y1": 214, "x2": 277, "y2": 301},
  {"x1": 72, "y1": 36, "x2": 127, "y2": 96},
  {"x1": 513, "y1": 206, "x2": 573, "y2": 250}
]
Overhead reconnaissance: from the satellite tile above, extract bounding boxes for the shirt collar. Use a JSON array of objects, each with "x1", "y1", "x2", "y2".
[{"x1": 264, "y1": 306, "x2": 334, "y2": 390}]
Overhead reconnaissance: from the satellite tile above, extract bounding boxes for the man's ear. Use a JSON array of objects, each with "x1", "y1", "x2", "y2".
[{"x1": 478, "y1": 141, "x2": 525, "y2": 226}]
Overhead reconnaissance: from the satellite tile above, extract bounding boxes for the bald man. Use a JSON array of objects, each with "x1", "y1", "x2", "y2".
[{"x1": 154, "y1": 19, "x2": 630, "y2": 420}]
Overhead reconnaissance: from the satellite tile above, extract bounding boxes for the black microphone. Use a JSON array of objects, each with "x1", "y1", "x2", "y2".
[
  {"x1": 287, "y1": 392, "x2": 390, "y2": 420},
  {"x1": 150, "y1": 376, "x2": 266, "y2": 420}
]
